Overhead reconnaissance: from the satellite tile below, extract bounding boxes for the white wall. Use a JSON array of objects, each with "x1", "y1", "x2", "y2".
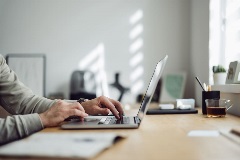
[
  {"x1": 191, "y1": 0, "x2": 209, "y2": 106},
  {"x1": 0, "y1": 0, "x2": 204, "y2": 104}
]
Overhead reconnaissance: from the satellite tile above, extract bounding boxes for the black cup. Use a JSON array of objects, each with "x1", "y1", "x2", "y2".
[{"x1": 202, "y1": 91, "x2": 220, "y2": 114}]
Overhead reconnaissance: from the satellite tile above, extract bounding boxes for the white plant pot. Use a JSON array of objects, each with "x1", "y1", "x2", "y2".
[{"x1": 213, "y1": 73, "x2": 227, "y2": 85}]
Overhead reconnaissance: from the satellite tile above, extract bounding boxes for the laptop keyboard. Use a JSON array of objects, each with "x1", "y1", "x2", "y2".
[{"x1": 98, "y1": 117, "x2": 130, "y2": 124}]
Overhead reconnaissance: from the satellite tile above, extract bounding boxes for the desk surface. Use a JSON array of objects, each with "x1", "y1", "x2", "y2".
[
  {"x1": 40, "y1": 103, "x2": 240, "y2": 160},
  {"x1": 2, "y1": 103, "x2": 240, "y2": 160}
]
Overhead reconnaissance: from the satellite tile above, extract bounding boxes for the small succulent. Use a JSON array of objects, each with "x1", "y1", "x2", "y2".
[{"x1": 212, "y1": 65, "x2": 226, "y2": 73}]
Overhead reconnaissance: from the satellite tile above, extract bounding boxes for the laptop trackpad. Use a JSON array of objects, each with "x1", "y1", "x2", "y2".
[
  {"x1": 85, "y1": 118, "x2": 99, "y2": 122},
  {"x1": 81, "y1": 117, "x2": 101, "y2": 125}
]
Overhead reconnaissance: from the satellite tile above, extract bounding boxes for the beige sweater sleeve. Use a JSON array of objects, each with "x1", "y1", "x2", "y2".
[{"x1": 0, "y1": 55, "x2": 56, "y2": 145}]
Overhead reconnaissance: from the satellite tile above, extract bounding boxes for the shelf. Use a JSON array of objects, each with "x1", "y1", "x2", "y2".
[{"x1": 211, "y1": 84, "x2": 240, "y2": 93}]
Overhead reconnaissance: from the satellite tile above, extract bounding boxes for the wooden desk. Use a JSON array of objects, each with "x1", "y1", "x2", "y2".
[{"x1": 41, "y1": 103, "x2": 240, "y2": 160}]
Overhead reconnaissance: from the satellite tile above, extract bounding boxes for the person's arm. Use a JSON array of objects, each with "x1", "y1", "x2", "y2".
[
  {"x1": 0, "y1": 114, "x2": 43, "y2": 145},
  {"x1": 0, "y1": 55, "x2": 55, "y2": 145},
  {"x1": 0, "y1": 55, "x2": 55, "y2": 115},
  {"x1": 0, "y1": 54, "x2": 123, "y2": 145}
]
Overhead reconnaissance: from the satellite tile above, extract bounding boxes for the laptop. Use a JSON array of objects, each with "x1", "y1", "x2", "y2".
[{"x1": 61, "y1": 55, "x2": 168, "y2": 129}]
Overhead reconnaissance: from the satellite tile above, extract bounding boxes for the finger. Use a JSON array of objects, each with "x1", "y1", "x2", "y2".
[
  {"x1": 80, "y1": 117, "x2": 85, "y2": 122},
  {"x1": 69, "y1": 102, "x2": 85, "y2": 112},
  {"x1": 98, "y1": 96, "x2": 120, "y2": 119},
  {"x1": 96, "y1": 108, "x2": 110, "y2": 115},
  {"x1": 68, "y1": 108, "x2": 88, "y2": 118},
  {"x1": 108, "y1": 98, "x2": 124, "y2": 116}
]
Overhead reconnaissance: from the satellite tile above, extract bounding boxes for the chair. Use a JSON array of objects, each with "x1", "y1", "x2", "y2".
[{"x1": 70, "y1": 70, "x2": 97, "y2": 100}]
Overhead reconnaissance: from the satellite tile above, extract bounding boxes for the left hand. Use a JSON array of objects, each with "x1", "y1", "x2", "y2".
[
  {"x1": 39, "y1": 100, "x2": 88, "y2": 127},
  {"x1": 81, "y1": 96, "x2": 124, "y2": 119}
]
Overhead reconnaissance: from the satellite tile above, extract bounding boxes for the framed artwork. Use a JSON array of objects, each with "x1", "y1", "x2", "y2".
[
  {"x1": 226, "y1": 61, "x2": 240, "y2": 84},
  {"x1": 159, "y1": 72, "x2": 187, "y2": 103},
  {"x1": 6, "y1": 54, "x2": 46, "y2": 97}
]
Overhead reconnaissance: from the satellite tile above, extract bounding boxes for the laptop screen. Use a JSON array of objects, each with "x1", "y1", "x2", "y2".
[{"x1": 137, "y1": 55, "x2": 168, "y2": 120}]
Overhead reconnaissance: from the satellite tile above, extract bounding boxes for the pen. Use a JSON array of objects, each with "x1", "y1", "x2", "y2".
[
  {"x1": 203, "y1": 83, "x2": 207, "y2": 91},
  {"x1": 195, "y1": 77, "x2": 205, "y2": 91}
]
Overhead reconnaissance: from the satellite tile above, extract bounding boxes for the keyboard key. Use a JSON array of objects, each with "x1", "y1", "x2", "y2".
[{"x1": 98, "y1": 117, "x2": 131, "y2": 125}]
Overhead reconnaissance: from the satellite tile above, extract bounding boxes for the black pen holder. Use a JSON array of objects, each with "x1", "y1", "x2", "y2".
[{"x1": 202, "y1": 91, "x2": 220, "y2": 114}]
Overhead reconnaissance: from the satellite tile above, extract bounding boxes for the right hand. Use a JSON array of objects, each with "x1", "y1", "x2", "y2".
[
  {"x1": 81, "y1": 96, "x2": 124, "y2": 119},
  {"x1": 39, "y1": 100, "x2": 88, "y2": 127}
]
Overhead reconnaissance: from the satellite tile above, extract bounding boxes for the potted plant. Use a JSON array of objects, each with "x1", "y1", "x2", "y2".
[{"x1": 212, "y1": 65, "x2": 227, "y2": 85}]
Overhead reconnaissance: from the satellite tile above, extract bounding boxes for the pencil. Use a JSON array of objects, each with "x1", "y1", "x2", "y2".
[{"x1": 195, "y1": 77, "x2": 205, "y2": 91}]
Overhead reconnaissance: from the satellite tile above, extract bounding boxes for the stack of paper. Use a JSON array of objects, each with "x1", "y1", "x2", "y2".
[{"x1": 0, "y1": 132, "x2": 124, "y2": 159}]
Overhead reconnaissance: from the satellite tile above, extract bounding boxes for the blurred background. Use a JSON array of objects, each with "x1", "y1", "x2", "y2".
[{"x1": 0, "y1": 0, "x2": 238, "y2": 107}]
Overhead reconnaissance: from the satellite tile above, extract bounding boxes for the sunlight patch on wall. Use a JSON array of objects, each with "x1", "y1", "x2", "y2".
[
  {"x1": 78, "y1": 46, "x2": 103, "y2": 69},
  {"x1": 130, "y1": 66, "x2": 144, "y2": 82},
  {"x1": 129, "y1": 24, "x2": 143, "y2": 39},
  {"x1": 78, "y1": 43, "x2": 109, "y2": 97},
  {"x1": 129, "y1": 10, "x2": 143, "y2": 25},
  {"x1": 129, "y1": 52, "x2": 143, "y2": 67},
  {"x1": 129, "y1": 9, "x2": 144, "y2": 94},
  {"x1": 129, "y1": 38, "x2": 143, "y2": 54}
]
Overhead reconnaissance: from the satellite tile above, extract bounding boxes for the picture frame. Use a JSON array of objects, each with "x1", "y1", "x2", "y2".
[
  {"x1": 159, "y1": 72, "x2": 187, "y2": 103},
  {"x1": 6, "y1": 54, "x2": 46, "y2": 97},
  {"x1": 226, "y1": 61, "x2": 240, "y2": 84}
]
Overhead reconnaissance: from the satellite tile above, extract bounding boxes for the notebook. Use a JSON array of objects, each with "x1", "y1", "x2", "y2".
[
  {"x1": 0, "y1": 132, "x2": 125, "y2": 159},
  {"x1": 147, "y1": 108, "x2": 198, "y2": 114},
  {"x1": 61, "y1": 55, "x2": 168, "y2": 129}
]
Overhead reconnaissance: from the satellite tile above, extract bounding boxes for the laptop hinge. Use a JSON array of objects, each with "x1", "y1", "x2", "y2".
[{"x1": 134, "y1": 117, "x2": 141, "y2": 124}]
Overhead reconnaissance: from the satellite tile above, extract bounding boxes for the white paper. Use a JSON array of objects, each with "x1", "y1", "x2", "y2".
[
  {"x1": 188, "y1": 130, "x2": 220, "y2": 137},
  {"x1": 0, "y1": 132, "x2": 124, "y2": 159}
]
